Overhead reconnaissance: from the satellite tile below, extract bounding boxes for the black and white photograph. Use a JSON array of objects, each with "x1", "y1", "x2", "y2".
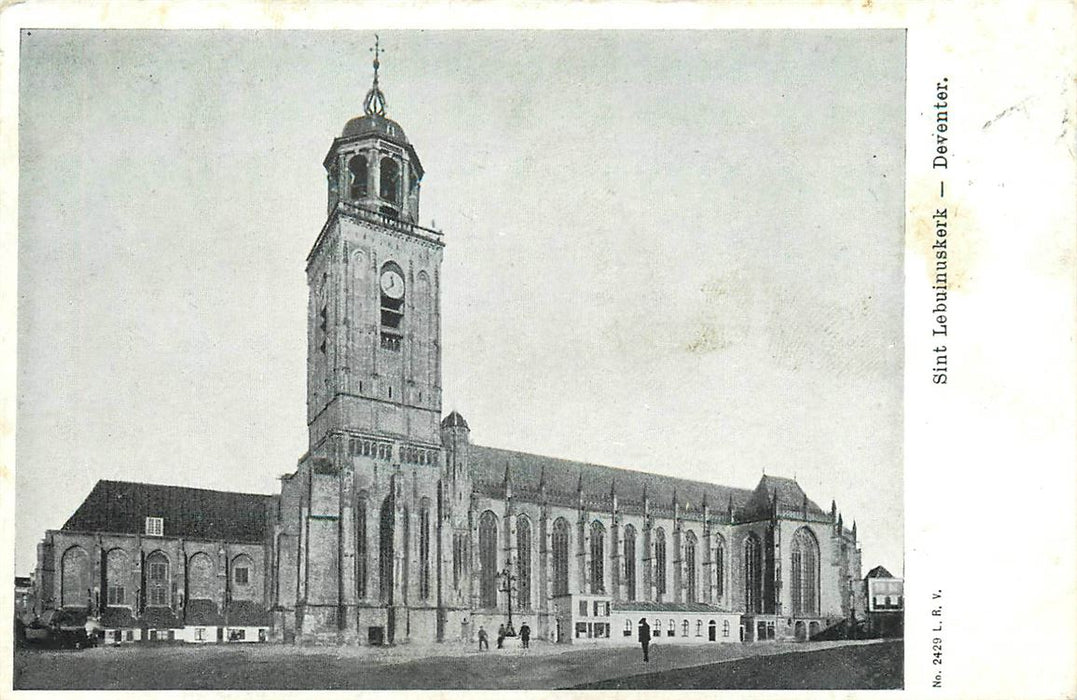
[{"x1": 3, "y1": 5, "x2": 1074, "y2": 697}]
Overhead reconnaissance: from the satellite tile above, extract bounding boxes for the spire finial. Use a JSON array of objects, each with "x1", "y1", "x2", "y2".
[{"x1": 363, "y1": 34, "x2": 388, "y2": 117}]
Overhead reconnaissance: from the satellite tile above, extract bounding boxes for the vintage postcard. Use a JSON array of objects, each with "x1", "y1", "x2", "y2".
[{"x1": 1, "y1": 2, "x2": 1074, "y2": 699}]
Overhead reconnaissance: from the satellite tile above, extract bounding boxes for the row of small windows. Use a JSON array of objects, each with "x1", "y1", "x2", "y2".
[
  {"x1": 347, "y1": 438, "x2": 393, "y2": 460},
  {"x1": 625, "y1": 618, "x2": 730, "y2": 638},
  {"x1": 402, "y1": 446, "x2": 436, "y2": 466},
  {"x1": 347, "y1": 438, "x2": 437, "y2": 465},
  {"x1": 578, "y1": 600, "x2": 611, "y2": 617}
]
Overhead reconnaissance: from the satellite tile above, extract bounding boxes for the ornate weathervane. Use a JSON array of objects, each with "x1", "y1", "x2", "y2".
[{"x1": 363, "y1": 34, "x2": 388, "y2": 117}]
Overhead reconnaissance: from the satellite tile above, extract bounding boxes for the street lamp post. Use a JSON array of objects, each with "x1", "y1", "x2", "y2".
[{"x1": 498, "y1": 568, "x2": 516, "y2": 631}]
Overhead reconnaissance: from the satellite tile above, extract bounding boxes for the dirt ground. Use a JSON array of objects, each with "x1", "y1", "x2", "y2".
[{"x1": 13, "y1": 637, "x2": 902, "y2": 690}]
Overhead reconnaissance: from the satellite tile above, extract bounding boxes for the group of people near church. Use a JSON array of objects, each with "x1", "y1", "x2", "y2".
[{"x1": 475, "y1": 622, "x2": 530, "y2": 651}]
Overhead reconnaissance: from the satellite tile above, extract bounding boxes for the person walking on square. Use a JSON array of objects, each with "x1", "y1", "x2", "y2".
[
  {"x1": 638, "y1": 618, "x2": 651, "y2": 662},
  {"x1": 496, "y1": 623, "x2": 506, "y2": 649},
  {"x1": 478, "y1": 625, "x2": 489, "y2": 651},
  {"x1": 520, "y1": 623, "x2": 531, "y2": 649}
]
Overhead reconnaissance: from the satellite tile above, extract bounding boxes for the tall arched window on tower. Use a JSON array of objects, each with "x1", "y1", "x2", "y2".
[
  {"x1": 685, "y1": 531, "x2": 698, "y2": 603},
  {"x1": 479, "y1": 511, "x2": 498, "y2": 609},
  {"x1": 714, "y1": 534, "x2": 726, "y2": 601},
  {"x1": 348, "y1": 153, "x2": 368, "y2": 200},
  {"x1": 401, "y1": 506, "x2": 410, "y2": 603},
  {"x1": 744, "y1": 533, "x2": 762, "y2": 614},
  {"x1": 589, "y1": 520, "x2": 606, "y2": 594},
  {"x1": 419, "y1": 499, "x2": 431, "y2": 600},
  {"x1": 552, "y1": 518, "x2": 569, "y2": 596},
  {"x1": 791, "y1": 527, "x2": 820, "y2": 615},
  {"x1": 413, "y1": 272, "x2": 432, "y2": 385},
  {"x1": 623, "y1": 524, "x2": 637, "y2": 601},
  {"x1": 380, "y1": 157, "x2": 400, "y2": 209},
  {"x1": 356, "y1": 494, "x2": 368, "y2": 599},
  {"x1": 379, "y1": 496, "x2": 394, "y2": 603},
  {"x1": 517, "y1": 515, "x2": 531, "y2": 610},
  {"x1": 655, "y1": 528, "x2": 667, "y2": 598}
]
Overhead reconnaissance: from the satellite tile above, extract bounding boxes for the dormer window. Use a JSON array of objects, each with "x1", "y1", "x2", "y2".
[{"x1": 145, "y1": 516, "x2": 164, "y2": 536}]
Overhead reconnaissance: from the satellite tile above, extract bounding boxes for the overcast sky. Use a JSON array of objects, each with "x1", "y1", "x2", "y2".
[{"x1": 17, "y1": 29, "x2": 904, "y2": 577}]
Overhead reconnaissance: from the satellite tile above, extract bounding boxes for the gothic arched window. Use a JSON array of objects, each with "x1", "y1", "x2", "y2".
[
  {"x1": 187, "y1": 552, "x2": 214, "y2": 602},
  {"x1": 791, "y1": 527, "x2": 820, "y2": 615},
  {"x1": 655, "y1": 528, "x2": 667, "y2": 598},
  {"x1": 348, "y1": 154, "x2": 368, "y2": 199},
  {"x1": 552, "y1": 518, "x2": 569, "y2": 596},
  {"x1": 146, "y1": 551, "x2": 170, "y2": 607},
  {"x1": 714, "y1": 534, "x2": 726, "y2": 600},
  {"x1": 623, "y1": 524, "x2": 637, "y2": 601},
  {"x1": 379, "y1": 496, "x2": 394, "y2": 603},
  {"x1": 105, "y1": 549, "x2": 129, "y2": 606},
  {"x1": 517, "y1": 515, "x2": 532, "y2": 610},
  {"x1": 380, "y1": 157, "x2": 400, "y2": 204},
  {"x1": 60, "y1": 546, "x2": 90, "y2": 608},
  {"x1": 589, "y1": 520, "x2": 606, "y2": 594},
  {"x1": 479, "y1": 511, "x2": 499, "y2": 609},
  {"x1": 685, "y1": 530, "x2": 698, "y2": 603},
  {"x1": 744, "y1": 533, "x2": 762, "y2": 614},
  {"x1": 231, "y1": 554, "x2": 254, "y2": 593},
  {"x1": 419, "y1": 499, "x2": 431, "y2": 600}
]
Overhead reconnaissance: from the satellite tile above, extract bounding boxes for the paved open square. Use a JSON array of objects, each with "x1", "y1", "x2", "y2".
[{"x1": 14, "y1": 639, "x2": 901, "y2": 690}]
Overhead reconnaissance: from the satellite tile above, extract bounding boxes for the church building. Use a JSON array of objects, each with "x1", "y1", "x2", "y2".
[{"x1": 34, "y1": 50, "x2": 863, "y2": 648}]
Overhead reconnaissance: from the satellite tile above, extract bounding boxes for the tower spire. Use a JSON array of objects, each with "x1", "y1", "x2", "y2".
[{"x1": 363, "y1": 34, "x2": 388, "y2": 117}]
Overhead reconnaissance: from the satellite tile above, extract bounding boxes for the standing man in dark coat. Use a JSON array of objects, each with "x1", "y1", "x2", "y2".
[
  {"x1": 638, "y1": 619, "x2": 651, "y2": 662},
  {"x1": 519, "y1": 622, "x2": 531, "y2": 649}
]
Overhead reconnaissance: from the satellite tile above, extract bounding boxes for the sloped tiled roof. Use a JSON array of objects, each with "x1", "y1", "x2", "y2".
[
  {"x1": 469, "y1": 444, "x2": 760, "y2": 517},
  {"x1": 866, "y1": 565, "x2": 894, "y2": 579},
  {"x1": 736, "y1": 475, "x2": 828, "y2": 522},
  {"x1": 61, "y1": 480, "x2": 274, "y2": 543}
]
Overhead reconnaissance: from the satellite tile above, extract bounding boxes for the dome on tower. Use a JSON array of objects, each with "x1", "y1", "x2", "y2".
[
  {"x1": 342, "y1": 113, "x2": 409, "y2": 144},
  {"x1": 441, "y1": 411, "x2": 469, "y2": 430}
]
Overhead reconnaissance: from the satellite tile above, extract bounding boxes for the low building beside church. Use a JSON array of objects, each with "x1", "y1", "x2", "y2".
[{"x1": 33, "y1": 50, "x2": 864, "y2": 648}]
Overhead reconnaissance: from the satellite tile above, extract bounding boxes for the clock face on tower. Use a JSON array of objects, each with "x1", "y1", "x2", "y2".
[{"x1": 380, "y1": 269, "x2": 405, "y2": 300}]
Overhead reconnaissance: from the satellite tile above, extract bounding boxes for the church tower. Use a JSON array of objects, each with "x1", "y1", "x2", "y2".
[
  {"x1": 307, "y1": 39, "x2": 443, "y2": 450},
  {"x1": 282, "y1": 39, "x2": 448, "y2": 645}
]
